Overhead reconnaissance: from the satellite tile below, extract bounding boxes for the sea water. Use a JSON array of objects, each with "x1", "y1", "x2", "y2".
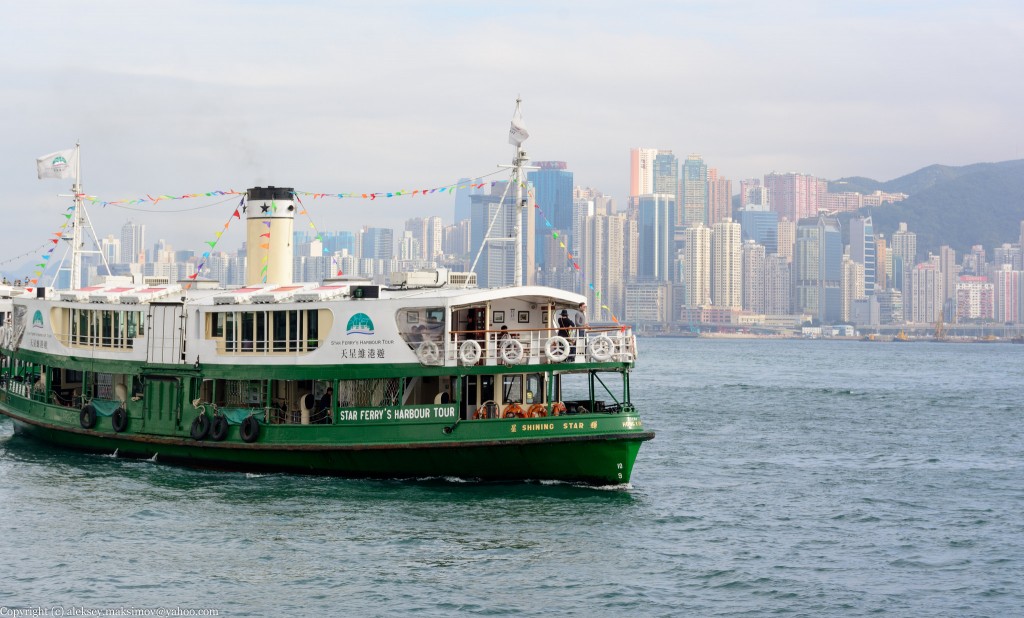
[{"x1": 1, "y1": 338, "x2": 1022, "y2": 616}]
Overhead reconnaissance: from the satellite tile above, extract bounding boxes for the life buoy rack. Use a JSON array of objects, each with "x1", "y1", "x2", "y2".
[
  {"x1": 588, "y1": 335, "x2": 614, "y2": 362},
  {"x1": 500, "y1": 338, "x2": 524, "y2": 364},
  {"x1": 502, "y1": 403, "x2": 525, "y2": 418},
  {"x1": 473, "y1": 400, "x2": 496, "y2": 420},
  {"x1": 551, "y1": 402, "x2": 567, "y2": 416},
  {"x1": 544, "y1": 336, "x2": 571, "y2": 362},
  {"x1": 240, "y1": 416, "x2": 260, "y2": 443},
  {"x1": 190, "y1": 414, "x2": 210, "y2": 440},
  {"x1": 210, "y1": 415, "x2": 229, "y2": 442},
  {"x1": 459, "y1": 339, "x2": 482, "y2": 365},
  {"x1": 79, "y1": 404, "x2": 97, "y2": 429},
  {"x1": 111, "y1": 406, "x2": 128, "y2": 433},
  {"x1": 416, "y1": 341, "x2": 441, "y2": 365},
  {"x1": 527, "y1": 403, "x2": 547, "y2": 418}
]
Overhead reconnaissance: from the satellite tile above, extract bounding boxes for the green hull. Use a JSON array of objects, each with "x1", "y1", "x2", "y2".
[{"x1": 3, "y1": 401, "x2": 653, "y2": 484}]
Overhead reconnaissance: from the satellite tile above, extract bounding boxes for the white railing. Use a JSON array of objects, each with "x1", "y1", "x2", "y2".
[{"x1": 414, "y1": 326, "x2": 637, "y2": 367}]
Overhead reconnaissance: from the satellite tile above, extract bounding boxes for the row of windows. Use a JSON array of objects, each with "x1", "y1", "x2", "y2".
[
  {"x1": 55, "y1": 308, "x2": 145, "y2": 350},
  {"x1": 207, "y1": 310, "x2": 324, "y2": 353}
]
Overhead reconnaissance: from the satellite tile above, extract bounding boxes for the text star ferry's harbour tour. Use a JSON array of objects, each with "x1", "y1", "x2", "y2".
[{"x1": 0, "y1": 107, "x2": 653, "y2": 484}]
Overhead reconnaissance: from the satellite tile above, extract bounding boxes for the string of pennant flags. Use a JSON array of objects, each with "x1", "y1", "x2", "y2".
[
  {"x1": 185, "y1": 197, "x2": 245, "y2": 289},
  {"x1": 80, "y1": 170, "x2": 505, "y2": 209},
  {"x1": 23, "y1": 204, "x2": 75, "y2": 294},
  {"x1": 527, "y1": 184, "x2": 622, "y2": 326}
]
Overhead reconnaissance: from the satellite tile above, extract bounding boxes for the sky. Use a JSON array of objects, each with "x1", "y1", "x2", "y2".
[{"x1": 2, "y1": 1, "x2": 1023, "y2": 275}]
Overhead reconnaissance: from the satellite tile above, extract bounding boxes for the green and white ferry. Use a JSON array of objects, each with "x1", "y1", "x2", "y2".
[{"x1": 0, "y1": 185, "x2": 653, "y2": 484}]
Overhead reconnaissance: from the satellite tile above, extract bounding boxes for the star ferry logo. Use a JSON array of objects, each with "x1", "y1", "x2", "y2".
[
  {"x1": 32, "y1": 310, "x2": 44, "y2": 328},
  {"x1": 50, "y1": 155, "x2": 69, "y2": 173},
  {"x1": 346, "y1": 312, "x2": 374, "y2": 336}
]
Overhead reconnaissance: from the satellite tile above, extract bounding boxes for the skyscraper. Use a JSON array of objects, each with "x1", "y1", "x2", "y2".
[
  {"x1": 763, "y1": 172, "x2": 826, "y2": 222},
  {"x1": 637, "y1": 194, "x2": 676, "y2": 283},
  {"x1": 741, "y1": 240, "x2": 767, "y2": 314},
  {"x1": 711, "y1": 218, "x2": 742, "y2": 309},
  {"x1": 777, "y1": 218, "x2": 796, "y2": 263},
  {"x1": 795, "y1": 217, "x2": 842, "y2": 323},
  {"x1": 706, "y1": 168, "x2": 732, "y2": 227},
  {"x1": 469, "y1": 184, "x2": 536, "y2": 288},
  {"x1": 910, "y1": 263, "x2": 943, "y2": 324},
  {"x1": 652, "y1": 152, "x2": 678, "y2": 197},
  {"x1": 629, "y1": 147, "x2": 659, "y2": 207},
  {"x1": 739, "y1": 205, "x2": 778, "y2": 255},
  {"x1": 764, "y1": 254, "x2": 792, "y2": 315},
  {"x1": 120, "y1": 220, "x2": 145, "y2": 264},
  {"x1": 583, "y1": 213, "x2": 627, "y2": 319},
  {"x1": 848, "y1": 216, "x2": 876, "y2": 295},
  {"x1": 527, "y1": 161, "x2": 574, "y2": 270},
  {"x1": 841, "y1": 254, "x2": 865, "y2": 322},
  {"x1": 681, "y1": 155, "x2": 707, "y2": 228},
  {"x1": 682, "y1": 224, "x2": 711, "y2": 307}
]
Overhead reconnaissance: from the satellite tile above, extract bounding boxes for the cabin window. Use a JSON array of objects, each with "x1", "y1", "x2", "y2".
[
  {"x1": 396, "y1": 306, "x2": 444, "y2": 348},
  {"x1": 207, "y1": 309, "x2": 329, "y2": 355},
  {"x1": 525, "y1": 373, "x2": 543, "y2": 404},
  {"x1": 53, "y1": 308, "x2": 142, "y2": 351},
  {"x1": 502, "y1": 375, "x2": 523, "y2": 404}
]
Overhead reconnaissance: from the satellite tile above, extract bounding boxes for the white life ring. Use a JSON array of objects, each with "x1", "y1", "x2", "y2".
[
  {"x1": 499, "y1": 338, "x2": 524, "y2": 364},
  {"x1": 416, "y1": 340, "x2": 441, "y2": 365},
  {"x1": 459, "y1": 339, "x2": 482, "y2": 365},
  {"x1": 544, "y1": 336, "x2": 571, "y2": 362},
  {"x1": 588, "y1": 335, "x2": 614, "y2": 362}
]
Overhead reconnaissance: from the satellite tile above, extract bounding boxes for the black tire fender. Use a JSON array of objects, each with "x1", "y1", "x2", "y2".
[
  {"x1": 80, "y1": 404, "x2": 97, "y2": 430},
  {"x1": 190, "y1": 415, "x2": 210, "y2": 440},
  {"x1": 210, "y1": 415, "x2": 229, "y2": 442},
  {"x1": 240, "y1": 416, "x2": 260, "y2": 443},
  {"x1": 111, "y1": 407, "x2": 128, "y2": 433}
]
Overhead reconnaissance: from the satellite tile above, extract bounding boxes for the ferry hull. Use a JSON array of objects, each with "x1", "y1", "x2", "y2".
[{"x1": 6, "y1": 411, "x2": 652, "y2": 485}]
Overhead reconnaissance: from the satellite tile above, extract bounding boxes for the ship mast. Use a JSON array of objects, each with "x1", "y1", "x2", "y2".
[
  {"x1": 468, "y1": 98, "x2": 535, "y2": 287},
  {"x1": 56, "y1": 144, "x2": 111, "y2": 290}
]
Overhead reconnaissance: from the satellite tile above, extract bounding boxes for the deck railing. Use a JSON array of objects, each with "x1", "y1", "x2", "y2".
[{"x1": 413, "y1": 326, "x2": 637, "y2": 367}]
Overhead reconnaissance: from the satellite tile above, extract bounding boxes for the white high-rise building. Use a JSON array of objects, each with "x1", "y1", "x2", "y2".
[
  {"x1": 101, "y1": 234, "x2": 121, "y2": 265},
  {"x1": 765, "y1": 254, "x2": 792, "y2": 314},
  {"x1": 683, "y1": 224, "x2": 711, "y2": 307},
  {"x1": 741, "y1": 240, "x2": 766, "y2": 313},
  {"x1": 583, "y1": 213, "x2": 627, "y2": 320},
  {"x1": 711, "y1": 218, "x2": 742, "y2": 309},
  {"x1": 120, "y1": 220, "x2": 145, "y2": 264},
  {"x1": 841, "y1": 254, "x2": 866, "y2": 322}
]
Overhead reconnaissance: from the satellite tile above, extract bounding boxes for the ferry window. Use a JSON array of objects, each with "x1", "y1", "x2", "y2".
[
  {"x1": 525, "y1": 373, "x2": 543, "y2": 404},
  {"x1": 272, "y1": 311, "x2": 287, "y2": 352},
  {"x1": 241, "y1": 312, "x2": 255, "y2": 351},
  {"x1": 480, "y1": 375, "x2": 494, "y2": 404},
  {"x1": 101, "y1": 311, "x2": 113, "y2": 347},
  {"x1": 288, "y1": 310, "x2": 299, "y2": 352},
  {"x1": 210, "y1": 313, "x2": 223, "y2": 338},
  {"x1": 225, "y1": 313, "x2": 236, "y2": 351},
  {"x1": 502, "y1": 375, "x2": 523, "y2": 404},
  {"x1": 306, "y1": 310, "x2": 318, "y2": 347}
]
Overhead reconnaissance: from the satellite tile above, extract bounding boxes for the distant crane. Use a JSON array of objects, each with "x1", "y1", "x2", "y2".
[{"x1": 934, "y1": 313, "x2": 946, "y2": 341}]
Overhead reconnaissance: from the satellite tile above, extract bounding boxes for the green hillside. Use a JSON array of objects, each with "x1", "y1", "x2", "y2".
[{"x1": 833, "y1": 160, "x2": 1024, "y2": 257}]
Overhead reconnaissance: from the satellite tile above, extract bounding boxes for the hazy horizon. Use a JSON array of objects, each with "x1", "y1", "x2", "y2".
[{"x1": 3, "y1": 1, "x2": 1022, "y2": 268}]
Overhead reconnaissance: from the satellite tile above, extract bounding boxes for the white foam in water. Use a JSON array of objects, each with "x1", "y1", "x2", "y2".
[{"x1": 147, "y1": 452, "x2": 158, "y2": 462}]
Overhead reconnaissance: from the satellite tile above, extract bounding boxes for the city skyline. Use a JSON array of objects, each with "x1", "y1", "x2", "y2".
[{"x1": 4, "y1": 2, "x2": 1023, "y2": 259}]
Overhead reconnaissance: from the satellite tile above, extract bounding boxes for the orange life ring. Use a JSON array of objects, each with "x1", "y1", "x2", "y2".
[
  {"x1": 502, "y1": 403, "x2": 525, "y2": 418},
  {"x1": 527, "y1": 403, "x2": 547, "y2": 418},
  {"x1": 551, "y1": 402, "x2": 567, "y2": 416},
  {"x1": 473, "y1": 407, "x2": 489, "y2": 420}
]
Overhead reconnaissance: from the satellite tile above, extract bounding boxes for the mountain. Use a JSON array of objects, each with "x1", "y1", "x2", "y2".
[{"x1": 832, "y1": 160, "x2": 1024, "y2": 257}]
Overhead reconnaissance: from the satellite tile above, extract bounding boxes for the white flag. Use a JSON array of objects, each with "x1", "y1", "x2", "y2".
[
  {"x1": 508, "y1": 116, "x2": 529, "y2": 146},
  {"x1": 36, "y1": 148, "x2": 78, "y2": 180}
]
